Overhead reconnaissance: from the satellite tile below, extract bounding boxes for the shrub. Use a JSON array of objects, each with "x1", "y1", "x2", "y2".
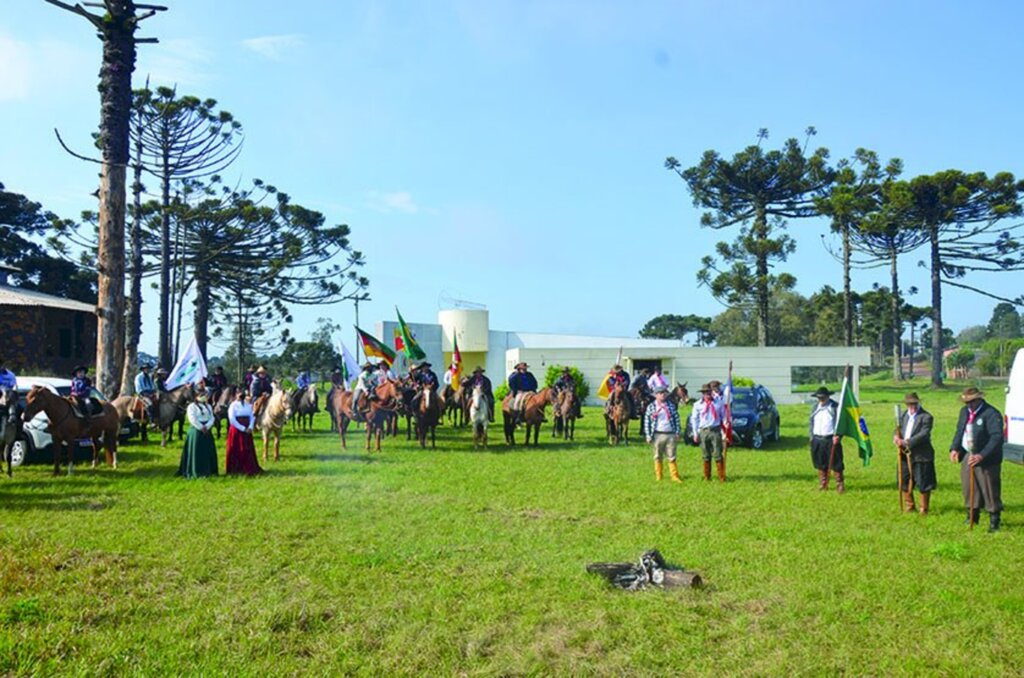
[
  {"x1": 543, "y1": 364, "x2": 591, "y2": 402},
  {"x1": 494, "y1": 383, "x2": 510, "y2": 402}
]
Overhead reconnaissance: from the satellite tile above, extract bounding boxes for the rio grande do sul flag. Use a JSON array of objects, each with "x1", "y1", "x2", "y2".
[
  {"x1": 450, "y1": 335, "x2": 462, "y2": 385},
  {"x1": 355, "y1": 327, "x2": 396, "y2": 367},
  {"x1": 836, "y1": 375, "x2": 873, "y2": 465}
]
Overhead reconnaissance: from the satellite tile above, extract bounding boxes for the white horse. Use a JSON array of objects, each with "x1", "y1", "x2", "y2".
[
  {"x1": 469, "y1": 384, "x2": 489, "y2": 449},
  {"x1": 256, "y1": 384, "x2": 292, "y2": 462}
]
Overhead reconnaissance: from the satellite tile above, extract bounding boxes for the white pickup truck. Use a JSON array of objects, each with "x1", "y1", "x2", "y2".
[{"x1": 1005, "y1": 348, "x2": 1024, "y2": 465}]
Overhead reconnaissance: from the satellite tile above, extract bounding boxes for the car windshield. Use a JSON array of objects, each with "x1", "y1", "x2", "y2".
[{"x1": 731, "y1": 390, "x2": 755, "y2": 411}]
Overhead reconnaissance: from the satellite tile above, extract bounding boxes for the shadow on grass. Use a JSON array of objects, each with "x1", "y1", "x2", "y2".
[{"x1": 0, "y1": 489, "x2": 117, "y2": 511}]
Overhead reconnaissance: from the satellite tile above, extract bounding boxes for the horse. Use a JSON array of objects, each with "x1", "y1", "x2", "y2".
[
  {"x1": 255, "y1": 385, "x2": 292, "y2": 462},
  {"x1": 414, "y1": 383, "x2": 443, "y2": 449},
  {"x1": 290, "y1": 385, "x2": 319, "y2": 432},
  {"x1": 468, "y1": 384, "x2": 489, "y2": 449},
  {"x1": 502, "y1": 388, "x2": 552, "y2": 447},
  {"x1": 552, "y1": 388, "x2": 578, "y2": 441},
  {"x1": 0, "y1": 388, "x2": 21, "y2": 477},
  {"x1": 153, "y1": 386, "x2": 194, "y2": 447},
  {"x1": 396, "y1": 380, "x2": 418, "y2": 440},
  {"x1": 630, "y1": 386, "x2": 652, "y2": 421},
  {"x1": 443, "y1": 383, "x2": 466, "y2": 427},
  {"x1": 22, "y1": 386, "x2": 121, "y2": 474},
  {"x1": 669, "y1": 382, "x2": 691, "y2": 407},
  {"x1": 212, "y1": 385, "x2": 237, "y2": 438},
  {"x1": 331, "y1": 381, "x2": 399, "y2": 451},
  {"x1": 605, "y1": 384, "x2": 631, "y2": 446}
]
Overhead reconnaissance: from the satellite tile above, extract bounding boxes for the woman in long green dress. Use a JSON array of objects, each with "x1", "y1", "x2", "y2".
[{"x1": 177, "y1": 390, "x2": 218, "y2": 478}]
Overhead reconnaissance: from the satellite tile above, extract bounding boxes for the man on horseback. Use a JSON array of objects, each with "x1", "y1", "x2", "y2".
[
  {"x1": 469, "y1": 367, "x2": 495, "y2": 422},
  {"x1": 155, "y1": 367, "x2": 169, "y2": 392},
  {"x1": 508, "y1": 362, "x2": 539, "y2": 425},
  {"x1": 631, "y1": 368, "x2": 651, "y2": 419},
  {"x1": 648, "y1": 366, "x2": 669, "y2": 392},
  {"x1": 296, "y1": 368, "x2": 312, "y2": 391},
  {"x1": 553, "y1": 367, "x2": 583, "y2": 419},
  {"x1": 410, "y1": 361, "x2": 440, "y2": 410},
  {"x1": 249, "y1": 366, "x2": 273, "y2": 416},
  {"x1": 134, "y1": 362, "x2": 158, "y2": 422},
  {"x1": 376, "y1": 361, "x2": 395, "y2": 383},
  {"x1": 207, "y1": 366, "x2": 228, "y2": 398},
  {"x1": 70, "y1": 365, "x2": 97, "y2": 417},
  {"x1": 0, "y1": 358, "x2": 17, "y2": 391},
  {"x1": 351, "y1": 362, "x2": 378, "y2": 422},
  {"x1": 603, "y1": 364, "x2": 632, "y2": 419}
]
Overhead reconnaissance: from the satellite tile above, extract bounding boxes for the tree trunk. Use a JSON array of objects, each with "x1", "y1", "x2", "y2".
[
  {"x1": 93, "y1": 7, "x2": 137, "y2": 398},
  {"x1": 909, "y1": 323, "x2": 915, "y2": 378},
  {"x1": 120, "y1": 115, "x2": 145, "y2": 396},
  {"x1": 754, "y1": 205, "x2": 769, "y2": 347},
  {"x1": 194, "y1": 272, "x2": 210, "y2": 361},
  {"x1": 843, "y1": 221, "x2": 852, "y2": 347},
  {"x1": 929, "y1": 224, "x2": 943, "y2": 387},
  {"x1": 890, "y1": 249, "x2": 903, "y2": 381},
  {"x1": 237, "y1": 297, "x2": 245, "y2": 384},
  {"x1": 158, "y1": 164, "x2": 171, "y2": 369}
]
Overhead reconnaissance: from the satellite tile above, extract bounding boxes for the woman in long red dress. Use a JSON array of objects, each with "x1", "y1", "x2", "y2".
[{"x1": 225, "y1": 390, "x2": 262, "y2": 476}]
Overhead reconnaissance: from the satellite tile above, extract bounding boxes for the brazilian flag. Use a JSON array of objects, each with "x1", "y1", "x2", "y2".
[
  {"x1": 836, "y1": 376, "x2": 873, "y2": 466},
  {"x1": 395, "y1": 307, "x2": 427, "y2": 361}
]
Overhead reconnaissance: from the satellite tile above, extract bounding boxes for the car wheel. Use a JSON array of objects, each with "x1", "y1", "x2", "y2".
[
  {"x1": 751, "y1": 426, "x2": 764, "y2": 450},
  {"x1": 8, "y1": 436, "x2": 30, "y2": 467},
  {"x1": 772, "y1": 419, "x2": 781, "y2": 441}
]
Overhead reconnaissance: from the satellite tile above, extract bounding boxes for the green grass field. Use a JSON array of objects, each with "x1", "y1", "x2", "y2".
[{"x1": 1, "y1": 376, "x2": 1021, "y2": 676}]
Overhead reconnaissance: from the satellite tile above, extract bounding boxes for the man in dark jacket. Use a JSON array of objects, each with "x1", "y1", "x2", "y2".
[
  {"x1": 508, "y1": 362, "x2": 539, "y2": 424},
  {"x1": 808, "y1": 386, "x2": 843, "y2": 492},
  {"x1": 949, "y1": 386, "x2": 1004, "y2": 532},
  {"x1": 469, "y1": 367, "x2": 495, "y2": 422},
  {"x1": 893, "y1": 392, "x2": 936, "y2": 515}
]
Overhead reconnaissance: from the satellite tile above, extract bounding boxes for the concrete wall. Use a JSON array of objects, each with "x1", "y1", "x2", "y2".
[{"x1": 376, "y1": 320, "x2": 444, "y2": 373}]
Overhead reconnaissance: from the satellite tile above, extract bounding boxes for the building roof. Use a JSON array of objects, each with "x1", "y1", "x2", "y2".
[{"x1": 0, "y1": 284, "x2": 95, "y2": 313}]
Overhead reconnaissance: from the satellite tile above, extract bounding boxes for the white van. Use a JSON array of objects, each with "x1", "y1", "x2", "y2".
[{"x1": 1005, "y1": 348, "x2": 1024, "y2": 465}]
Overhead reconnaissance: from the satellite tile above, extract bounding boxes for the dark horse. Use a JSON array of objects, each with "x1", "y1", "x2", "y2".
[
  {"x1": 605, "y1": 384, "x2": 631, "y2": 446},
  {"x1": 502, "y1": 388, "x2": 553, "y2": 447},
  {"x1": 212, "y1": 385, "x2": 238, "y2": 438},
  {"x1": 414, "y1": 383, "x2": 443, "y2": 449},
  {"x1": 552, "y1": 388, "x2": 578, "y2": 441},
  {"x1": 290, "y1": 385, "x2": 319, "y2": 432},
  {"x1": 443, "y1": 382, "x2": 467, "y2": 427}
]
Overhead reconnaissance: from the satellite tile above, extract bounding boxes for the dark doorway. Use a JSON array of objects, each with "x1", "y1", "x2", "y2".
[{"x1": 632, "y1": 359, "x2": 662, "y2": 375}]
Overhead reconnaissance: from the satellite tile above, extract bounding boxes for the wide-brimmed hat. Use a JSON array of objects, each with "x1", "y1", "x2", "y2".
[
  {"x1": 473, "y1": 367, "x2": 485, "y2": 373},
  {"x1": 362, "y1": 362, "x2": 373, "y2": 369},
  {"x1": 516, "y1": 362, "x2": 528, "y2": 369},
  {"x1": 960, "y1": 386, "x2": 984, "y2": 403},
  {"x1": 709, "y1": 379, "x2": 722, "y2": 388},
  {"x1": 813, "y1": 386, "x2": 832, "y2": 398},
  {"x1": 562, "y1": 367, "x2": 571, "y2": 373},
  {"x1": 256, "y1": 366, "x2": 267, "y2": 374},
  {"x1": 73, "y1": 365, "x2": 88, "y2": 374},
  {"x1": 214, "y1": 365, "x2": 224, "y2": 372},
  {"x1": 698, "y1": 383, "x2": 712, "y2": 393},
  {"x1": 156, "y1": 367, "x2": 168, "y2": 376},
  {"x1": 612, "y1": 364, "x2": 622, "y2": 370},
  {"x1": 653, "y1": 385, "x2": 669, "y2": 394},
  {"x1": 141, "y1": 363, "x2": 152, "y2": 370},
  {"x1": 421, "y1": 361, "x2": 432, "y2": 368},
  {"x1": 903, "y1": 392, "x2": 921, "y2": 405}
]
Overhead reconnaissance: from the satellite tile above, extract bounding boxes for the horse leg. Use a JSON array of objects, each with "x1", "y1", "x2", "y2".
[
  {"x1": 431, "y1": 424, "x2": 436, "y2": 449},
  {"x1": 339, "y1": 418, "x2": 349, "y2": 450},
  {"x1": 274, "y1": 432, "x2": 281, "y2": 462},
  {"x1": 91, "y1": 436, "x2": 100, "y2": 468},
  {"x1": 52, "y1": 437, "x2": 61, "y2": 476}
]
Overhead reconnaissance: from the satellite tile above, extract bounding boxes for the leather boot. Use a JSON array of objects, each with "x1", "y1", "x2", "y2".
[
  {"x1": 818, "y1": 469, "x2": 828, "y2": 491},
  {"x1": 668, "y1": 460, "x2": 682, "y2": 483},
  {"x1": 703, "y1": 461, "x2": 711, "y2": 481},
  {"x1": 989, "y1": 512, "x2": 1001, "y2": 533},
  {"x1": 654, "y1": 460, "x2": 663, "y2": 481},
  {"x1": 834, "y1": 471, "x2": 845, "y2": 494},
  {"x1": 918, "y1": 492, "x2": 930, "y2": 515},
  {"x1": 902, "y1": 491, "x2": 916, "y2": 513},
  {"x1": 716, "y1": 459, "x2": 726, "y2": 483}
]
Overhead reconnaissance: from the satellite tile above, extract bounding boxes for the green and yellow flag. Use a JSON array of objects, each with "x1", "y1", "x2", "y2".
[
  {"x1": 836, "y1": 375, "x2": 873, "y2": 465},
  {"x1": 395, "y1": 307, "x2": 427, "y2": 361}
]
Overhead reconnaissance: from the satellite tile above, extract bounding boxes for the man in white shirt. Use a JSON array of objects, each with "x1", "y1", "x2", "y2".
[
  {"x1": 647, "y1": 366, "x2": 669, "y2": 393},
  {"x1": 690, "y1": 383, "x2": 727, "y2": 481},
  {"x1": 808, "y1": 386, "x2": 844, "y2": 492},
  {"x1": 352, "y1": 362, "x2": 378, "y2": 422}
]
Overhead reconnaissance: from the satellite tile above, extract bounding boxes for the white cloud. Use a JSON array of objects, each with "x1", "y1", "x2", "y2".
[
  {"x1": 240, "y1": 34, "x2": 304, "y2": 61},
  {"x1": 366, "y1": 190, "x2": 421, "y2": 215},
  {"x1": 0, "y1": 34, "x2": 30, "y2": 101}
]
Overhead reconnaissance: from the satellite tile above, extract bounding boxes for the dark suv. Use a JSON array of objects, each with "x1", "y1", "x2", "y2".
[{"x1": 729, "y1": 385, "x2": 780, "y2": 449}]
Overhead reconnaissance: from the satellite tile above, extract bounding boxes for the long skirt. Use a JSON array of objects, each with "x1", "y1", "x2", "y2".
[
  {"x1": 177, "y1": 427, "x2": 218, "y2": 478},
  {"x1": 225, "y1": 417, "x2": 262, "y2": 476}
]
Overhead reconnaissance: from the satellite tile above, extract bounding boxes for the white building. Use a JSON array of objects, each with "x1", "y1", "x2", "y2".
[{"x1": 377, "y1": 308, "x2": 870, "y2": 405}]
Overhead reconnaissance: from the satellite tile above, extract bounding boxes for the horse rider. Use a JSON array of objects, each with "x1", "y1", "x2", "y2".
[
  {"x1": 207, "y1": 366, "x2": 229, "y2": 398},
  {"x1": 553, "y1": 367, "x2": 584, "y2": 419},
  {"x1": 0, "y1": 358, "x2": 17, "y2": 395},
  {"x1": 411, "y1": 361, "x2": 440, "y2": 410},
  {"x1": 155, "y1": 367, "x2": 169, "y2": 392},
  {"x1": 376, "y1": 361, "x2": 395, "y2": 383},
  {"x1": 647, "y1": 366, "x2": 669, "y2": 392},
  {"x1": 508, "y1": 362, "x2": 539, "y2": 425},
  {"x1": 351, "y1": 362, "x2": 381, "y2": 421},
  {"x1": 243, "y1": 364, "x2": 257, "y2": 392},
  {"x1": 604, "y1": 364, "x2": 632, "y2": 418},
  {"x1": 296, "y1": 368, "x2": 312, "y2": 391},
  {"x1": 249, "y1": 365, "x2": 273, "y2": 415},
  {"x1": 631, "y1": 368, "x2": 652, "y2": 417},
  {"x1": 469, "y1": 367, "x2": 495, "y2": 422},
  {"x1": 134, "y1": 362, "x2": 159, "y2": 422},
  {"x1": 70, "y1": 365, "x2": 96, "y2": 417}
]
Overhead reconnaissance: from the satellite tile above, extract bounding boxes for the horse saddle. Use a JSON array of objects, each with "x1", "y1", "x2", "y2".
[
  {"x1": 252, "y1": 394, "x2": 269, "y2": 418},
  {"x1": 70, "y1": 398, "x2": 103, "y2": 419}
]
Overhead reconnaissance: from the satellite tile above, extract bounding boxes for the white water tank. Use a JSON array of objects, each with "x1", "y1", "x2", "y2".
[{"x1": 438, "y1": 309, "x2": 489, "y2": 352}]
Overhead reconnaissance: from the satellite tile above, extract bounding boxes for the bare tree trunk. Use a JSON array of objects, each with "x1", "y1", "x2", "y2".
[
  {"x1": 158, "y1": 166, "x2": 171, "y2": 369},
  {"x1": 194, "y1": 272, "x2": 210, "y2": 360},
  {"x1": 928, "y1": 224, "x2": 943, "y2": 387},
  {"x1": 843, "y1": 222, "x2": 852, "y2": 347},
  {"x1": 237, "y1": 297, "x2": 245, "y2": 384},
  {"x1": 120, "y1": 115, "x2": 145, "y2": 396},
  {"x1": 754, "y1": 205, "x2": 769, "y2": 347},
  {"x1": 890, "y1": 249, "x2": 903, "y2": 381}
]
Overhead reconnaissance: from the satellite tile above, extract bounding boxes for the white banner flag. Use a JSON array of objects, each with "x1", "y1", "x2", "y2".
[
  {"x1": 164, "y1": 334, "x2": 208, "y2": 390},
  {"x1": 339, "y1": 340, "x2": 360, "y2": 388}
]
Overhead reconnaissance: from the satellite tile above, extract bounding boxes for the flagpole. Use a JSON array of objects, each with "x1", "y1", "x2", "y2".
[
  {"x1": 894, "y1": 404, "x2": 904, "y2": 512},
  {"x1": 353, "y1": 293, "x2": 370, "y2": 363},
  {"x1": 826, "y1": 365, "x2": 851, "y2": 490},
  {"x1": 723, "y1": 360, "x2": 732, "y2": 474}
]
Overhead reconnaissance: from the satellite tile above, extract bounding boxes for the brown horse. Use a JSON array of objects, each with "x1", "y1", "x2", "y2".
[
  {"x1": 552, "y1": 389, "x2": 578, "y2": 441},
  {"x1": 153, "y1": 386, "x2": 194, "y2": 447},
  {"x1": 256, "y1": 386, "x2": 292, "y2": 462},
  {"x1": 212, "y1": 385, "x2": 237, "y2": 438},
  {"x1": 289, "y1": 385, "x2": 319, "y2": 432},
  {"x1": 331, "y1": 381, "x2": 400, "y2": 451},
  {"x1": 669, "y1": 382, "x2": 691, "y2": 407},
  {"x1": 605, "y1": 384, "x2": 631, "y2": 446},
  {"x1": 502, "y1": 388, "x2": 552, "y2": 446},
  {"x1": 415, "y1": 383, "x2": 443, "y2": 449},
  {"x1": 22, "y1": 386, "x2": 121, "y2": 474},
  {"x1": 443, "y1": 383, "x2": 466, "y2": 427}
]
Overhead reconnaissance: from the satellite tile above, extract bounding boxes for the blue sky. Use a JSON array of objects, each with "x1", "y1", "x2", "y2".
[{"x1": 2, "y1": 0, "x2": 1023, "y2": 356}]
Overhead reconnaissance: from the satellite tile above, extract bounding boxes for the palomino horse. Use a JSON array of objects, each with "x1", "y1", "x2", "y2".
[
  {"x1": 605, "y1": 384, "x2": 631, "y2": 446},
  {"x1": 468, "y1": 384, "x2": 489, "y2": 449},
  {"x1": 256, "y1": 386, "x2": 292, "y2": 462},
  {"x1": 414, "y1": 383, "x2": 443, "y2": 449},
  {"x1": 290, "y1": 385, "x2": 319, "y2": 432},
  {"x1": 552, "y1": 389, "x2": 578, "y2": 441},
  {"x1": 331, "y1": 381, "x2": 399, "y2": 451},
  {"x1": 0, "y1": 388, "x2": 20, "y2": 477},
  {"x1": 502, "y1": 388, "x2": 553, "y2": 447},
  {"x1": 212, "y1": 385, "x2": 237, "y2": 438},
  {"x1": 22, "y1": 386, "x2": 121, "y2": 474}
]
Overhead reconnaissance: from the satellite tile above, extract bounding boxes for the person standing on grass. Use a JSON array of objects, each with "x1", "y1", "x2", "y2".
[
  {"x1": 949, "y1": 387, "x2": 1004, "y2": 532},
  {"x1": 690, "y1": 383, "x2": 726, "y2": 481},
  {"x1": 645, "y1": 385, "x2": 682, "y2": 483},
  {"x1": 225, "y1": 390, "x2": 262, "y2": 476},
  {"x1": 809, "y1": 386, "x2": 844, "y2": 492},
  {"x1": 177, "y1": 389, "x2": 218, "y2": 478},
  {"x1": 893, "y1": 392, "x2": 936, "y2": 515}
]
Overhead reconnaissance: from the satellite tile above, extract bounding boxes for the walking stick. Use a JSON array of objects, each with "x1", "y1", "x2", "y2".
[
  {"x1": 825, "y1": 437, "x2": 837, "y2": 490},
  {"x1": 968, "y1": 461, "x2": 976, "y2": 531},
  {"x1": 894, "y1": 405, "x2": 903, "y2": 512}
]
